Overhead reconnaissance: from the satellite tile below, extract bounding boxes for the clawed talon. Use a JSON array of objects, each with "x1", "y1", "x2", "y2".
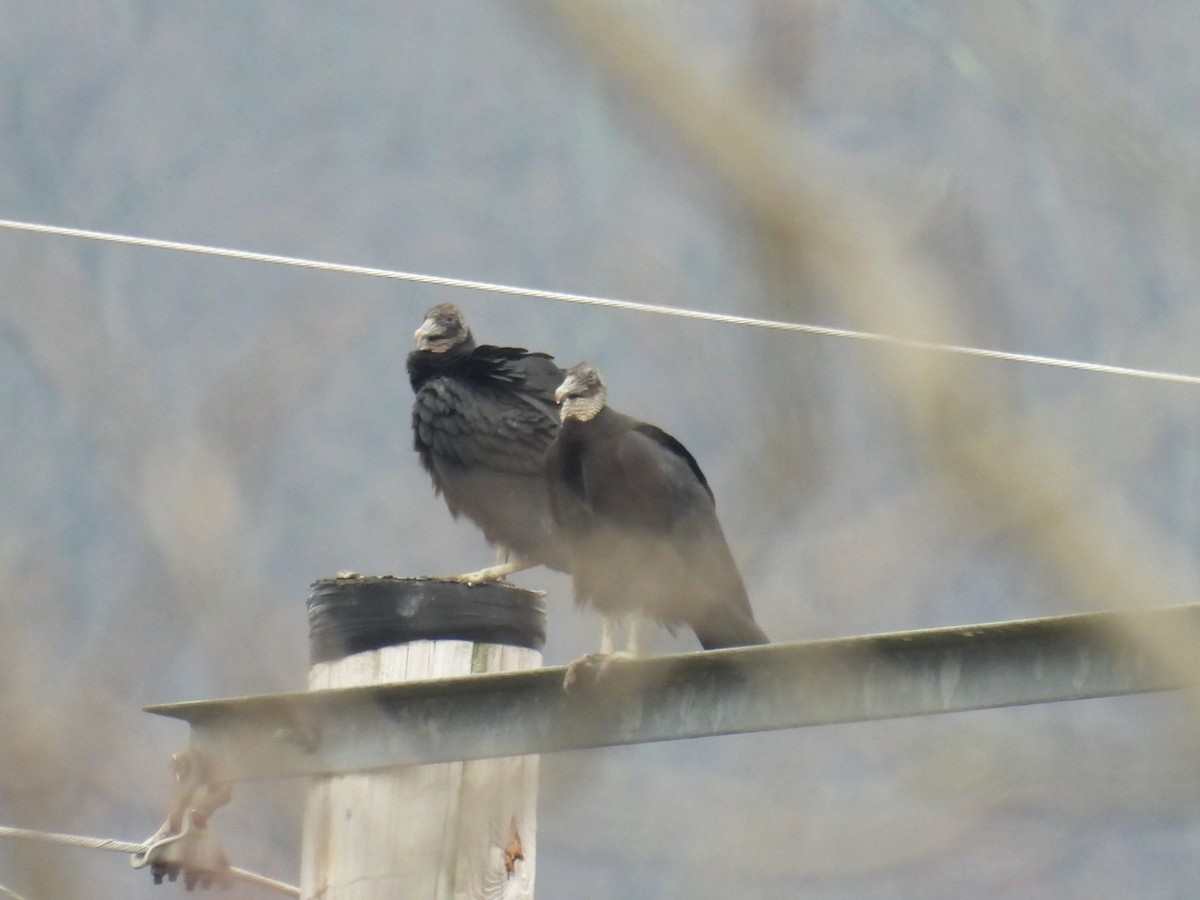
[
  {"x1": 453, "y1": 558, "x2": 534, "y2": 585},
  {"x1": 455, "y1": 565, "x2": 510, "y2": 585},
  {"x1": 563, "y1": 652, "x2": 607, "y2": 690},
  {"x1": 562, "y1": 651, "x2": 634, "y2": 690}
]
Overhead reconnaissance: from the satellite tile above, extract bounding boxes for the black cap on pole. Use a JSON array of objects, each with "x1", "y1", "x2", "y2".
[{"x1": 308, "y1": 575, "x2": 547, "y2": 665}]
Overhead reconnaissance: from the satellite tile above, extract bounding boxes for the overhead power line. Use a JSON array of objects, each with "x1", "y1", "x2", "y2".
[
  {"x1": 2, "y1": 216, "x2": 1200, "y2": 386},
  {"x1": 0, "y1": 824, "x2": 299, "y2": 897}
]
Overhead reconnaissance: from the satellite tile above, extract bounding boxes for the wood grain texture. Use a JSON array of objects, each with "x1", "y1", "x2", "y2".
[{"x1": 300, "y1": 640, "x2": 539, "y2": 900}]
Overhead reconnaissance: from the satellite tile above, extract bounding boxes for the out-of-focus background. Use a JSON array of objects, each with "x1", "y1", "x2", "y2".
[{"x1": 3, "y1": 2, "x2": 1200, "y2": 897}]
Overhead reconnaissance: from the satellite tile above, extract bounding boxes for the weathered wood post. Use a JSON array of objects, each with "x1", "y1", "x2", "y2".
[{"x1": 299, "y1": 575, "x2": 545, "y2": 899}]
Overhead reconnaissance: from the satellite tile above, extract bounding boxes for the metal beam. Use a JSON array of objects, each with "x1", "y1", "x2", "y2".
[{"x1": 147, "y1": 604, "x2": 1200, "y2": 782}]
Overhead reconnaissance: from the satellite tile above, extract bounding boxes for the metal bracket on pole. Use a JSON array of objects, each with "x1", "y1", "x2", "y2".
[{"x1": 146, "y1": 604, "x2": 1200, "y2": 783}]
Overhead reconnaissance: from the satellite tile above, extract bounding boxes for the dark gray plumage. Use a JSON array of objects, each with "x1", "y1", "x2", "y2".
[
  {"x1": 407, "y1": 303, "x2": 569, "y2": 581},
  {"x1": 545, "y1": 362, "x2": 768, "y2": 655}
]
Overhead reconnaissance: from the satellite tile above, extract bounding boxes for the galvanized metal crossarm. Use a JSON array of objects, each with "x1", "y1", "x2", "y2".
[{"x1": 147, "y1": 604, "x2": 1200, "y2": 782}]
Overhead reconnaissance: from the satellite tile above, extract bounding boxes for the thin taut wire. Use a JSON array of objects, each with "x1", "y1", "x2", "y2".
[
  {"x1": 0, "y1": 824, "x2": 300, "y2": 897},
  {"x1": 2, "y1": 216, "x2": 1199, "y2": 386}
]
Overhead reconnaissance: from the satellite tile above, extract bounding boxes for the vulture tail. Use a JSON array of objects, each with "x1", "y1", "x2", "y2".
[{"x1": 693, "y1": 612, "x2": 770, "y2": 651}]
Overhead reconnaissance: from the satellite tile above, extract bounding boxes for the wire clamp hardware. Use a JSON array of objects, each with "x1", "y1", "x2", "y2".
[{"x1": 131, "y1": 749, "x2": 234, "y2": 890}]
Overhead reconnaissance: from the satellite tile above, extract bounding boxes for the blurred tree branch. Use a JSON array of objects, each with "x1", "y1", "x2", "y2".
[
  {"x1": 197, "y1": 289, "x2": 381, "y2": 502},
  {"x1": 0, "y1": 234, "x2": 377, "y2": 690},
  {"x1": 522, "y1": 0, "x2": 1200, "y2": 695},
  {"x1": 0, "y1": 234, "x2": 375, "y2": 896}
]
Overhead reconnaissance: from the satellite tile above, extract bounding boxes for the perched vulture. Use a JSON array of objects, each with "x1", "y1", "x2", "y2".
[
  {"x1": 407, "y1": 303, "x2": 569, "y2": 581},
  {"x1": 546, "y1": 362, "x2": 768, "y2": 664}
]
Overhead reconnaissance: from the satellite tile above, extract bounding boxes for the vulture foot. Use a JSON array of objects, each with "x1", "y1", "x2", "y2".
[
  {"x1": 454, "y1": 559, "x2": 532, "y2": 585},
  {"x1": 562, "y1": 651, "x2": 634, "y2": 690}
]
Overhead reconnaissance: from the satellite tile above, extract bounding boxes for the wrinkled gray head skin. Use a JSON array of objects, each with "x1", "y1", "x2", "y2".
[
  {"x1": 414, "y1": 303, "x2": 472, "y2": 353},
  {"x1": 555, "y1": 362, "x2": 608, "y2": 422}
]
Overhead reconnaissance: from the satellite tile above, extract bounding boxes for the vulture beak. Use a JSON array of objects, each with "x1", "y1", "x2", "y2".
[
  {"x1": 413, "y1": 318, "x2": 438, "y2": 348},
  {"x1": 554, "y1": 378, "x2": 575, "y2": 405}
]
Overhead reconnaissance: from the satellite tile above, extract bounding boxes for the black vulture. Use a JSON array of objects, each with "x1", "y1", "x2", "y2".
[
  {"x1": 546, "y1": 362, "x2": 768, "y2": 671},
  {"x1": 407, "y1": 303, "x2": 569, "y2": 582}
]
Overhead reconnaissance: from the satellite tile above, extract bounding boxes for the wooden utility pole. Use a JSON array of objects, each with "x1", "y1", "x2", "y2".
[{"x1": 299, "y1": 576, "x2": 545, "y2": 899}]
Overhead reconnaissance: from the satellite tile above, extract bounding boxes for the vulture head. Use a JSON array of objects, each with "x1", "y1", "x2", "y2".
[
  {"x1": 555, "y1": 362, "x2": 608, "y2": 422},
  {"x1": 414, "y1": 303, "x2": 473, "y2": 354}
]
